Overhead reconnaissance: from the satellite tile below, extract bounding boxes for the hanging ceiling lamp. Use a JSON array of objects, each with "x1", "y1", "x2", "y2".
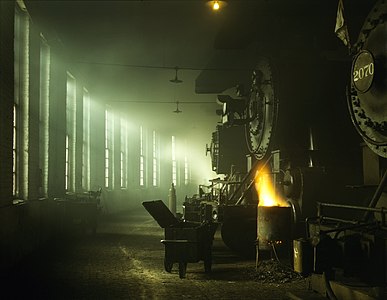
[
  {"x1": 173, "y1": 101, "x2": 182, "y2": 113},
  {"x1": 206, "y1": 0, "x2": 228, "y2": 11},
  {"x1": 169, "y1": 66, "x2": 183, "y2": 83}
]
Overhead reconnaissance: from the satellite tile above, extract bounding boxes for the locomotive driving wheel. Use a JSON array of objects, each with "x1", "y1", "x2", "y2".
[
  {"x1": 245, "y1": 57, "x2": 279, "y2": 159},
  {"x1": 348, "y1": 0, "x2": 387, "y2": 158}
]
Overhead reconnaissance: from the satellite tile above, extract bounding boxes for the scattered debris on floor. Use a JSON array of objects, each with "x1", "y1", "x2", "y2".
[{"x1": 246, "y1": 259, "x2": 304, "y2": 284}]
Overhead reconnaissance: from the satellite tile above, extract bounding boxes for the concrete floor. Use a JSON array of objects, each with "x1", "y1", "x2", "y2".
[{"x1": 1, "y1": 206, "x2": 316, "y2": 299}]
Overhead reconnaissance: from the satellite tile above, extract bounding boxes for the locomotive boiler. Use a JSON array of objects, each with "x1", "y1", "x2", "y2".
[{"x1": 300, "y1": 1, "x2": 387, "y2": 298}]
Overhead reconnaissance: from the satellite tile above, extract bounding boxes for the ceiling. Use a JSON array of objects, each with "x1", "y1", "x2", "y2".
[
  {"x1": 22, "y1": 0, "x2": 375, "y2": 136},
  {"x1": 24, "y1": 1, "x2": 234, "y2": 134}
]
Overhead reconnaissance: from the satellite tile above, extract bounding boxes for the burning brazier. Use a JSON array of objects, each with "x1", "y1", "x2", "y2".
[
  {"x1": 257, "y1": 206, "x2": 291, "y2": 253},
  {"x1": 255, "y1": 170, "x2": 292, "y2": 259}
]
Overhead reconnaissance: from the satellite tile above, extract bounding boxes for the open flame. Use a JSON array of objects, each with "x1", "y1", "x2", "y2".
[{"x1": 255, "y1": 167, "x2": 289, "y2": 207}]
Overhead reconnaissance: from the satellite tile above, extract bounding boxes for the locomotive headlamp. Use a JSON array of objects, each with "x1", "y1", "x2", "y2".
[{"x1": 217, "y1": 95, "x2": 247, "y2": 126}]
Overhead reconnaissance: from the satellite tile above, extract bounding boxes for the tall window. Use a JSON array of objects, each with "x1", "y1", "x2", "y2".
[
  {"x1": 13, "y1": 4, "x2": 29, "y2": 199},
  {"x1": 152, "y1": 130, "x2": 158, "y2": 187},
  {"x1": 105, "y1": 107, "x2": 114, "y2": 188},
  {"x1": 39, "y1": 36, "x2": 50, "y2": 197},
  {"x1": 139, "y1": 126, "x2": 145, "y2": 187},
  {"x1": 12, "y1": 106, "x2": 18, "y2": 197},
  {"x1": 82, "y1": 88, "x2": 90, "y2": 191},
  {"x1": 172, "y1": 136, "x2": 177, "y2": 186},
  {"x1": 65, "y1": 135, "x2": 70, "y2": 190},
  {"x1": 65, "y1": 73, "x2": 76, "y2": 192},
  {"x1": 120, "y1": 119, "x2": 128, "y2": 188}
]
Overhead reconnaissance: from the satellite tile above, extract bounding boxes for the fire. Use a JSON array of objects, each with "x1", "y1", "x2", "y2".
[{"x1": 255, "y1": 167, "x2": 289, "y2": 207}]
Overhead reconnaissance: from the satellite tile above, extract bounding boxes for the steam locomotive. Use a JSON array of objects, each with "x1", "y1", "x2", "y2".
[{"x1": 185, "y1": 0, "x2": 387, "y2": 296}]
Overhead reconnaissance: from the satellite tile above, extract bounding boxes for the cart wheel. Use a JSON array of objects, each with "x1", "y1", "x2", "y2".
[
  {"x1": 164, "y1": 259, "x2": 173, "y2": 273},
  {"x1": 178, "y1": 262, "x2": 187, "y2": 279},
  {"x1": 204, "y1": 258, "x2": 212, "y2": 273}
]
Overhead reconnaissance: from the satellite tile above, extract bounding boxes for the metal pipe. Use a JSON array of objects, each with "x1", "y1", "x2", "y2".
[
  {"x1": 235, "y1": 179, "x2": 255, "y2": 205},
  {"x1": 323, "y1": 271, "x2": 338, "y2": 300},
  {"x1": 320, "y1": 216, "x2": 359, "y2": 225},
  {"x1": 317, "y1": 201, "x2": 387, "y2": 226},
  {"x1": 320, "y1": 220, "x2": 378, "y2": 235},
  {"x1": 228, "y1": 154, "x2": 272, "y2": 204},
  {"x1": 364, "y1": 169, "x2": 387, "y2": 221},
  {"x1": 318, "y1": 201, "x2": 387, "y2": 213}
]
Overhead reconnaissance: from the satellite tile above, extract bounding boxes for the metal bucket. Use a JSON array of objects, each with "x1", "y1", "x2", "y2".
[{"x1": 257, "y1": 206, "x2": 291, "y2": 253}]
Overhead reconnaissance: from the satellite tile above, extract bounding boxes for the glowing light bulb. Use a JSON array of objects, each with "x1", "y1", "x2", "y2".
[{"x1": 213, "y1": 1, "x2": 220, "y2": 10}]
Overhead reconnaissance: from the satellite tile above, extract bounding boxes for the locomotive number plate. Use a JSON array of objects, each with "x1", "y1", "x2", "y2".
[{"x1": 352, "y1": 50, "x2": 375, "y2": 93}]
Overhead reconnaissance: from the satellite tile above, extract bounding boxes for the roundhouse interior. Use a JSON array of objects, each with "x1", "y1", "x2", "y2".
[{"x1": 1, "y1": 0, "x2": 386, "y2": 299}]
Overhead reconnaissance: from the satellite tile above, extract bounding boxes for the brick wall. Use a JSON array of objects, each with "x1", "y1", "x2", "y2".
[{"x1": 0, "y1": 1, "x2": 15, "y2": 207}]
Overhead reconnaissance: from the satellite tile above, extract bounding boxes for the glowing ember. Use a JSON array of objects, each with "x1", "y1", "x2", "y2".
[{"x1": 255, "y1": 168, "x2": 289, "y2": 207}]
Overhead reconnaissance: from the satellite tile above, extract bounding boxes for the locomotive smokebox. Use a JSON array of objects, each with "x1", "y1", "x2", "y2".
[{"x1": 257, "y1": 206, "x2": 292, "y2": 256}]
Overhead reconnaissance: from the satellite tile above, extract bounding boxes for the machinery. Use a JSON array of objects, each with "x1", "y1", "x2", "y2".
[
  {"x1": 200, "y1": 49, "x2": 364, "y2": 258},
  {"x1": 301, "y1": 1, "x2": 387, "y2": 298},
  {"x1": 185, "y1": 4, "x2": 387, "y2": 297}
]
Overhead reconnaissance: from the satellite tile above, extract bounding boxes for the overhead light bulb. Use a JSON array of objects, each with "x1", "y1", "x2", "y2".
[{"x1": 207, "y1": 1, "x2": 227, "y2": 11}]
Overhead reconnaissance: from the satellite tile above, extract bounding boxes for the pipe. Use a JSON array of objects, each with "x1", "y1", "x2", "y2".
[
  {"x1": 364, "y1": 169, "x2": 387, "y2": 221},
  {"x1": 320, "y1": 220, "x2": 378, "y2": 235},
  {"x1": 317, "y1": 201, "x2": 387, "y2": 225},
  {"x1": 235, "y1": 179, "x2": 255, "y2": 205},
  {"x1": 323, "y1": 271, "x2": 338, "y2": 300},
  {"x1": 229, "y1": 154, "x2": 272, "y2": 204},
  {"x1": 318, "y1": 201, "x2": 387, "y2": 213}
]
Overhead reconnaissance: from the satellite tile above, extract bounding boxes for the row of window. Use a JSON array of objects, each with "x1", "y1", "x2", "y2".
[{"x1": 11, "y1": 3, "x2": 191, "y2": 200}]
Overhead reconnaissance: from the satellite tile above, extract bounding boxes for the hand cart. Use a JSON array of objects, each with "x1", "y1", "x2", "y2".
[{"x1": 143, "y1": 200, "x2": 218, "y2": 278}]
